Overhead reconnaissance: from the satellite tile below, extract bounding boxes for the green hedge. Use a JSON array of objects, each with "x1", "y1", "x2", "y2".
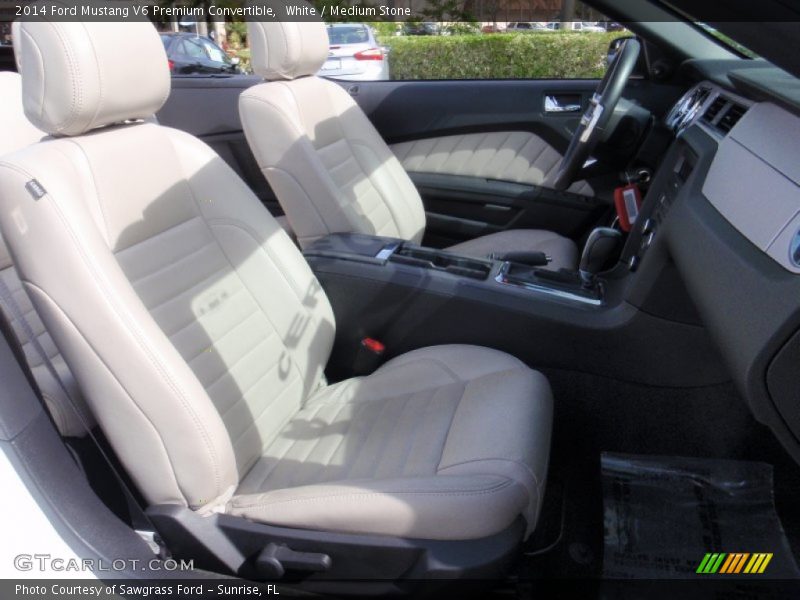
[{"x1": 385, "y1": 32, "x2": 620, "y2": 80}]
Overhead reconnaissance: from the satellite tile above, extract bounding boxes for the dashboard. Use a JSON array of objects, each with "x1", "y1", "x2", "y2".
[{"x1": 631, "y1": 70, "x2": 800, "y2": 465}]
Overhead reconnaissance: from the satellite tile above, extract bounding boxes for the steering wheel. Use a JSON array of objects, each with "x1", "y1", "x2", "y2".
[{"x1": 549, "y1": 38, "x2": 642, "y2": 191}]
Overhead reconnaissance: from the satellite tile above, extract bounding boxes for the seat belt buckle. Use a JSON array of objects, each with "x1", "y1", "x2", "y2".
[
  {"x1": 614, "y1": 183, "x2": 642, "y2": 232},
  {"x1": 352, "y1": 337, "x2": 385, "y2": 376}
]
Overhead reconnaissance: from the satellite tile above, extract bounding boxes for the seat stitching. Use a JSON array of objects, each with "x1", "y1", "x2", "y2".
[
  {"x1": 437, "y1": 457, "x2": 541, "y2": 491},
  {"x1": 216, "y1": 351, "x2": 282, "y2": 419},
  {"x1": 342, "y1": 392, "x2": 407, "y2": 480},
  {"x1": 308, "y1": 400, "x2": 355, "y2": 484},
  {"x1": 229, "y1": 373, "x2": 301, "y2": 454},
  {"x1": 201, "y1": 220, "x2": 310, "y2": 389},
  {"x1": 367, "y1": 391, "x2": 418, "y2": 479},
  {"x1": 202, "y1": 331, "x2": 273, "y2": 395},
  {"x1": 165, "y1": 286, "x2": 247, "y2": 341},
  {"x1": 116, "y1": 214, "x2": 202, "y2": 255},
  {"x1": 230, "y1": 478, "x2": 516, "y2": 509},
  {"x1": 128, "y1": 237, "x2": 214, "y2": 286},
  {"x1": 281, "y1": 402, "x2": 332, "y2": 488},
  {"x1": 253, "y1": 418, "x2": 309, "y2": 491},
  {"x1": 394, "y1": 386, "x2": 443, "y2": 477},
  {"x1": 145, "y1": 263, "x2": 230, "y2": 314},
  {"x1": 343, "y1": 138, "x2": 406, "y2": 238},
  {"x1": 23, "y1": 280, "x2": 187, "y2": 503},
  {"x1": 58, "y1": 140, "x2": 112, "y2": 243},
  {"x1": 184, "y1": 305, "x2": 263, "y2": 365}
]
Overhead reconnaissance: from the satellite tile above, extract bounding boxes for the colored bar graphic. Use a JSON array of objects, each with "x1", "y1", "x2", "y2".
[
  {"x1": 758, "y1": 554, "x2": 773, "y2": 573},
  {"x1": 696, "y1": 553, "x2": 713, "y2": 574},
  {"x1": 719, "y1": 553, "x2": 749, "y2": 573},
  {"x1": 700, "y1": 553, "x2": 773, "y2": 575},
  {"x1": 719, "y1": 554, "x2": 736, "y2": 574},
  {"x1": 697, "y1": 553, "x2": 728, "y2": 574},
  {"x1": 734, "y1": 553, "x2": 750, "y2": 573}
]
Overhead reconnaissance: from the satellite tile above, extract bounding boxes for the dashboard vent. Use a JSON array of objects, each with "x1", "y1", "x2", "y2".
[
  {"x1": 717, "y1": 103, "x2": 747, "y2": 133},
  {"x1": 702, "y1": 97, "x2": 727, "y2": 124}
]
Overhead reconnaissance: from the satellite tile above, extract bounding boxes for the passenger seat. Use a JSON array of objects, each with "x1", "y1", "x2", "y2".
[
  {"x1": 0, "y1": 71, "x2": 94, "y2": 437},
  {"x1": 1, "y1": 17, "x2": 553, "y2": 578}
]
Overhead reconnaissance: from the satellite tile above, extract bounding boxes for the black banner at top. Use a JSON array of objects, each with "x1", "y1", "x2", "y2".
[{"x1": 3, "y1": 0, "x2": 800, "y2": 23}]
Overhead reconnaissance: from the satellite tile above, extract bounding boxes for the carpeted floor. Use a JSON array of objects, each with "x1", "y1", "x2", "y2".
[{"x1": 508, "y1": 369, "x2": 800, "y2": 584}]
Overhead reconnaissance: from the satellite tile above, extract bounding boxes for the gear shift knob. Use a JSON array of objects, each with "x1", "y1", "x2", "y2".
[{"x1": 579, "y1": 227, "x2": 622, "y2": 287}]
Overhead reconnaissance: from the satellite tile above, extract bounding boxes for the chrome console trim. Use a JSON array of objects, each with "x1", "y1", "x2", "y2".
[
  {"x1": 495, "y1": 262, "x2": 604, "y2": 307},
  {"x1": 374, "y1": 242, "x2": 401, "y2": 261}
]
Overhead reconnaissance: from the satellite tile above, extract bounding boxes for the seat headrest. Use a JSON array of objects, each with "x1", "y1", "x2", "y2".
[
  {"x1": 13, "y1": 16, "x2": 170, "y2": 136},
  {"x1": 247, "y1": 13, "x2": 328, "y2": 81}
]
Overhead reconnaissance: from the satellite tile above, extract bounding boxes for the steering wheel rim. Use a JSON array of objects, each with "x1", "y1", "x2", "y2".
[{"x1": 548, "y1": 38, "x2": 641, "y2": 192}]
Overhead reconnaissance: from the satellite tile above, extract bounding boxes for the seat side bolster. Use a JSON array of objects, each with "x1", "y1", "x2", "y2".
[
  {"x1": 227, "y1": 475, "x2": 527, "y2": 541},
  {"x1": 0, "y1": 151, "x2": 239, "y2": 509}
]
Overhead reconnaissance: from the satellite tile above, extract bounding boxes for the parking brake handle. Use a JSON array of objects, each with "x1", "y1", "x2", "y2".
[{"x1": 490, "y1": 251, "x2": 550, "y2": 266}]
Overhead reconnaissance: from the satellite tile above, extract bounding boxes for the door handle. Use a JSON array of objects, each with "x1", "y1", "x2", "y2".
[{"x1": 545, "y1": 95, "x2": 582, "y2": 113}]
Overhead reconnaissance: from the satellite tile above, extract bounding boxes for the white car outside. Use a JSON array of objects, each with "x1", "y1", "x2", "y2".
[
  {"x1": 318, "y1": 23, "x2": 390, "y2": 81},
  {"x1": 546, "y1": 21, "x2": 607, "y2": 32}
]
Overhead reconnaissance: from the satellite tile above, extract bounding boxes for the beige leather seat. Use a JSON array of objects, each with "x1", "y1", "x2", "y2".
[
  {"x1": 0, "y1": 19, "x2": 552, "y2": 543},
  {"x1": 239, "y1": 18, "x2": 579, "y2": 271},
  {"x1": 0, "y1": 71, "x2": 94, "y2": 437}
]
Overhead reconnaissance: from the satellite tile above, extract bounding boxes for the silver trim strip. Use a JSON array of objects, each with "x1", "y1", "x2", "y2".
[
  {"x1": 495, "y1": 263, "x2": 603, "y2": 307},
  {"x1": 375, "y1": 242, "x2": 401, "y2": 261}
]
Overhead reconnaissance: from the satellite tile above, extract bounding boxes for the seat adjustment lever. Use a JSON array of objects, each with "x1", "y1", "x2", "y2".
[{"x1": 255, "y1": 543, "x2": 332, "y2": 579}]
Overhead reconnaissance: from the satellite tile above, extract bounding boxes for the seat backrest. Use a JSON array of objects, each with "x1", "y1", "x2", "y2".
[
  {"x1": 0, "y1": 70, "x2": 96, "y2": 437},
  {"x1": 1, "y1": 17, "x2": 335, "y2": 513},
  {"x1": 239, "y1": 16, "x2": 426, "y2": 249}
]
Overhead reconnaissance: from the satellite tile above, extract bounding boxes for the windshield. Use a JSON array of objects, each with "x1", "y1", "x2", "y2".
[{"x1": 697, "y1": 23, "x2": 759, "y2": 58}]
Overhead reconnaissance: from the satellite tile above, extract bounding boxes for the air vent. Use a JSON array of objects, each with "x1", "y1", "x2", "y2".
[
  {"x1": 702, "y1": 97, "x2": 727, "y2": 123},
  {"x1": 717, "y1": 103, "x2": 747, "y2": 133}
]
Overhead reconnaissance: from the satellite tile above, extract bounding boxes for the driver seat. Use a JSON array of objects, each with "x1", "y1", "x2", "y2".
[{"x1": 239, "y1": 18, "x2": 579, "y2": 271}]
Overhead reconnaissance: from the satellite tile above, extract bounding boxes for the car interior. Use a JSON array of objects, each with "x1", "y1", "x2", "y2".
[{"x1": 2, "y1": 0, "x2": 800, "y2": 596}]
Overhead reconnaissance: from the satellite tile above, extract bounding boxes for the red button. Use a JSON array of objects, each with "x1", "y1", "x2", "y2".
[{"x1": 361, "y1": 338, "x2": 385, "y2": 354}]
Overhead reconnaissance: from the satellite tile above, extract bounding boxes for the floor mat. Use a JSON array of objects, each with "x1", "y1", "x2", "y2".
[{"x1": 602, "y1": 453, "x2": 800, "y2": 579}]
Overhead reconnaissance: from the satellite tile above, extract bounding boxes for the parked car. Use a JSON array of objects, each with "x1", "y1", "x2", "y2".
[
  {"x1": 601, "y1": 21, "x2": 626, "y2": 31},
  {"x1": 506, "y1": 21, "x2": 548, "y2": 33},
  {"x1": 481, "y1": 24, "x2": 502, "y2": 34},
  {"x1": 159, "y1": 32, "x2": 239, "y2": 76},
  {"x1": 401, "y1": 22, "x2": 440, "y2": 36},
  {"x1": 319, "y1": 23, "x2": 389, "y2": 81},
  {"x1": 546, "y1": 21, "x2": 607, "y2": 32}
]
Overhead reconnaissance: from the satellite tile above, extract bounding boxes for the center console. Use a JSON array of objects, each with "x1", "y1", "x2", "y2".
[
  {"x1": 305, "y1": 234, "x2": 604, "y2": 308},
  {"x1": 303, "y1": 227, "x2": 726, "y2": 388}
]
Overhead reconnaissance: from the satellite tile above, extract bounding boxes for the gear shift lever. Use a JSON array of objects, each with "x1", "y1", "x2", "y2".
[{"x1": 579, "y1": 227, "x2": 622, "y2": 288}]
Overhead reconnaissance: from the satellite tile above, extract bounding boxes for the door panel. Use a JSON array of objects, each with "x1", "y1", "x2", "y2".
[
  {"x1": 338, "y1": 78, "x2": 683, "y2": 246},
  {"x1": 410, "y1": 172, "x2": 605, "y2": 248},
  {"x1": 157, "y1": 75, "x2": 682, "y2": 248}
]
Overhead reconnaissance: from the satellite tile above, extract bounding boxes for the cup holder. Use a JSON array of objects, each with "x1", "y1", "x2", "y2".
[{"x1": 389, "y1": 246, "x2": 492, "y2": 280}]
